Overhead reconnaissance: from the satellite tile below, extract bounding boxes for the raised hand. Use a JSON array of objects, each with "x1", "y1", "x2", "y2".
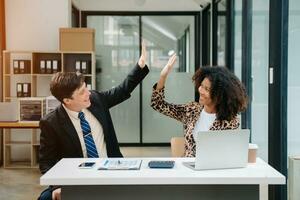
[
  {"x1": 138, "y1": 40, "x2": 147, "y2": 68},
  {"x1": 156, "y1": 53, "x2": 177, "y2": 90},
  {"x1": 160, "y1": 53, "x2": 177, "y2": 78}
]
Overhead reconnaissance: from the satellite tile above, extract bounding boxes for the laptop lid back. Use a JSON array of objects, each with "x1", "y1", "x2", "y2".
[{"x1": 195, "y1": 129, "x2": 250, "y2": 170}]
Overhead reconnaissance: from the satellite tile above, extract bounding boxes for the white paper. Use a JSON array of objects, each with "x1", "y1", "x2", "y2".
[
  {"x1": 81, "y1": 61, "x2": 87, "y2": 69},
  {"x1": 19, "y1": 61, "x2": 25, "y2": 69},
  {"x1": 46, "y1": 60, "x2": 51, "y2": 69},
  {"x1": 40, "y1": 60, "x2": 45, "y2": 69},
  {"x1": 52, "y1": 60, "x2": 58, "y2": 69},
  {"x1": 75, "y1": 61, "x2": 81, "y2": 70},
  {"x1": 13, "y1": 60, "x2": 19, "y2": 68},
  {"x1": 23, "y1": 83, "x2": 28, "y2": 93},
  {"x1": 98, "y1": 159, "x2": 142, "y2": 170},
  {"x1": 87, "y1": 84, "x2": 92, "y2": 90},
  {"x1": 17, "y1": 84, "x2": 22, "y2": 92}
]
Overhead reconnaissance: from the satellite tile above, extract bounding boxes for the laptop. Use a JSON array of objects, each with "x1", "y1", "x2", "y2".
[{"x1": 183, "y1": 129, "x2": 250, "y2": 170}]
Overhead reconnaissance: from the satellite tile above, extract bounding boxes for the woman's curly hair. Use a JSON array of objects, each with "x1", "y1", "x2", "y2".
[{"x1": 192, "y1": 66, "x2": 248, "y2": 121}]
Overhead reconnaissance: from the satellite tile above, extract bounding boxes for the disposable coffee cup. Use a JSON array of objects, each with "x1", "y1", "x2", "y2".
[{"x1": 248, "y1": 143, "x2": 258, "y2": 163}]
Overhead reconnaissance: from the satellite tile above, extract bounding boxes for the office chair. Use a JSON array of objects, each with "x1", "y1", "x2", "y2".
[{"x1": 170, "y1": 137, "x2": 185, "y2": 157}]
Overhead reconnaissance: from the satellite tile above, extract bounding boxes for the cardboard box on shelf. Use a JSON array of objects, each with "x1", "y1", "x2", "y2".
[{"x1": 59, "y1": 28, "x2": 95, "y2": 51}]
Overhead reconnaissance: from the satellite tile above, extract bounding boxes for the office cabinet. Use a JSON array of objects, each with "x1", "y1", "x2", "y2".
[
  {"x1": 289, "y1": 156, "x2": 300, "y2": 200},
  {"x1": 1, "y1": 50, "x2": 95, "y2": 168}
]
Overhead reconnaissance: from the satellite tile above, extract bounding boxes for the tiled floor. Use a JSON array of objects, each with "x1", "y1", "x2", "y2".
[{"x1": 0, "y1": 147, "x2": 171, "y2": 200}]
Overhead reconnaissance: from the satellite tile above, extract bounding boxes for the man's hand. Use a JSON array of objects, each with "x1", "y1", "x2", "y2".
[
  {"x1": 138, "y1": 40, "x2": 147, "y2": 68},
  {"x1": 52, "y1": 188, "x2": 61, "y2": 200},
  {"x1": 160, "y1": 53, "x2": 177, "y2": 78}
]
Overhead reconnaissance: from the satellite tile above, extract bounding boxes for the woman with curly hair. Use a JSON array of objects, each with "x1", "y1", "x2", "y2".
[{"x1": 151, "y1": 54, "x2": 248, "y2": 157}]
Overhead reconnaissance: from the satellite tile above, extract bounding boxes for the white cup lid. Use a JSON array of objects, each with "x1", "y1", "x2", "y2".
[{"x1": 249, "y1": 143, "x2": 258, "y2": 149}]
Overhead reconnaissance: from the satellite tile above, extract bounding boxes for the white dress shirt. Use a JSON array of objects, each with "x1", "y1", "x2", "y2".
[{"x1": 63, "y1": 104, "x2": 107, "y2": 158}]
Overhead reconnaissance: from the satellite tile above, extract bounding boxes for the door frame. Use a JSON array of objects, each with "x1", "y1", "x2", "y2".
[{"x1": 268, "y1": 0, "x2": 289, "y2": 200}]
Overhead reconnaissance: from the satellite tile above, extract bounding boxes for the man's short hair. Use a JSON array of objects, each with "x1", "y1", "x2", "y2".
[{"x1": 50, "y1": 72, "x2": 85, "y2": 102}]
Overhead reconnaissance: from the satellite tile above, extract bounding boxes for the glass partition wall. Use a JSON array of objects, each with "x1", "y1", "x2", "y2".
[
  {"x1": 234, "y1": 1, "x2": 242, "y2": 80},
  {"x1": 251, "y1": 1, "x2": 270, "y2": 161},
  {"x1": 288, "y1": 1, "x2": 300, "y2": 199},
  {"x1": 142, "y1": 16, "x2": 195, "y2": 143},
  {"x1": 86, "y1": 14, "x2": 196, "y2": 144},
  {"x1": 87, "y1": 16, "x2": 140, "y2": 143},
  {"x1": 234, "y1": 0, "x2": 269, "y2": 161},
  {"x1": 217, "y1": 0, "x2": 226, "y2": 66}
]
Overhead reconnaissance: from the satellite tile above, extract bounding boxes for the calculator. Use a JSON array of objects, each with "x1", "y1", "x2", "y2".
[{"x1": 148, "y1": 160, "x2": 175, "y2": 168}]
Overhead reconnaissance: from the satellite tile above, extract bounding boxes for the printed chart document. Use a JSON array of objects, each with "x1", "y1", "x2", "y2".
[{"x1": 98, "y1": 159, "x2": 142, "y2": 170}]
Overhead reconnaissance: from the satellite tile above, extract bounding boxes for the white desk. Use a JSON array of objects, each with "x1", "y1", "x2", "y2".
[{"x1": 40, "y1": 157, "x2": 285, "y2": 200}]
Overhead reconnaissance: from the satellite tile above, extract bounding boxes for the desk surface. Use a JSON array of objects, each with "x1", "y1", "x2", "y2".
[
  {"x1": 40, "y1": 157, "x2": 285, "y2": 186},
  {"x1": 0, "y1": 121, "x2": 39, "y2": 128}
]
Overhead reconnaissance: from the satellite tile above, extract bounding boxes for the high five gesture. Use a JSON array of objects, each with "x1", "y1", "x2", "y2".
[
  {"x1": 138, "y1": 40, "x2": 147, "y2": 68},
  {"x1": 157, "y1": 53, "x2": 177, "y2": 90}
]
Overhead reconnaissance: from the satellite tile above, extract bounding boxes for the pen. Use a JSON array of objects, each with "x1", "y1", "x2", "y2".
[{"x1": 104, "y1": 160, "x2": 109, "y2": 166}]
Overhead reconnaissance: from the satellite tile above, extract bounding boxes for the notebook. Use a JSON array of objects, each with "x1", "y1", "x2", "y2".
[{"x1": 183, "y1": 129, "x2": 250, "y2": 170}]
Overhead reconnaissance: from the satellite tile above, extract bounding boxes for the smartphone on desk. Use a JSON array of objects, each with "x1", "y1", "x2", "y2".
[{"x1": 78, "y1": 162, "x2": 96, "y2": 169}]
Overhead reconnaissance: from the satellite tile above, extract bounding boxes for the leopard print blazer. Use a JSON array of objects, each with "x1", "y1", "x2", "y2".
[{"x1": 150, "y1": 84, "x2": 240, "y2": 157}]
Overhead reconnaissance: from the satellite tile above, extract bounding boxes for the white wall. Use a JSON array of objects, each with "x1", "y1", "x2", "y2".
[
  {"x1": 5, "y1": 0, "x2": 71, "y2": 51},
  {"x1": 5, "y1": 0, "x2": 208, "y2": 50},
  {"x1": 4, "y1": 0, "x2": 72, "y2": 160},
  {"x1": 73, "y1": 0, "x2": 205, "y2": 11}
]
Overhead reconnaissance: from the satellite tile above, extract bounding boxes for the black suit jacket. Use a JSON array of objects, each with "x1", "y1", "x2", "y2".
[{"x1": 39, "y1": 64, "x2": 149, "y2": 174}]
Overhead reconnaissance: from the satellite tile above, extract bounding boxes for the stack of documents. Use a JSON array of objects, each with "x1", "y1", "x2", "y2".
[{"x1": 98, "y1": 159, "x2": 142, "y2": 170}]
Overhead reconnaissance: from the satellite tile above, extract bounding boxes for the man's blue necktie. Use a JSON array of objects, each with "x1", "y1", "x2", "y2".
[{"x1": 78, "y1": 111, "x2": 99, "y2": 158}]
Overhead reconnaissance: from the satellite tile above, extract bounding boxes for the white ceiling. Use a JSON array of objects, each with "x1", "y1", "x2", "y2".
[{"x1": 72, "y1": 0, "x2": 210, "y2": 11}]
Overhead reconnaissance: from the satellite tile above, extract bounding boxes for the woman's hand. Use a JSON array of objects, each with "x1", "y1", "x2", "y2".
[
  {"x1": 138, "y1": 40, "x2": 147, "y2": 68},
  {"x1": 156, "y1": 53, "x2": 177, "y2": 90},
  {"x1": 160, "y1": 53, "x2": 177, "y2": 78}
]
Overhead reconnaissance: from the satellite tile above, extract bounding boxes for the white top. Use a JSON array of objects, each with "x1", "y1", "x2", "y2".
[
  {"x1": 63, "y1": 104, "x2": 107, "y2": 158},
  {"x1": 193, "y1": 109, "x2": 216, "y2": 139},
  {"x1": 40, "y1": 157, "x2": 285, "y2": 186}
]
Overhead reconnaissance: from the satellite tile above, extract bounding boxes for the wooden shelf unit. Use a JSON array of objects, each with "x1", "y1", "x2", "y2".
[{"x1": 1, "y1": 50, "x2": 95, "y2": 168}]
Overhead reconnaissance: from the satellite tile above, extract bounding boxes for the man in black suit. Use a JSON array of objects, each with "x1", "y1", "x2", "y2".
[{"x1": 38, "y1": 44, "x2": 149, "y2": 200}]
